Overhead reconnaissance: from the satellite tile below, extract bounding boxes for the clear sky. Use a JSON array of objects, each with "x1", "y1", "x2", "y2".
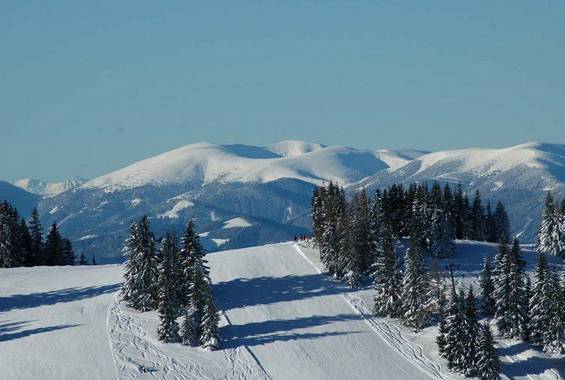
[{"x1": 1, "y1": 1, "x2": 564, "y2": 181}]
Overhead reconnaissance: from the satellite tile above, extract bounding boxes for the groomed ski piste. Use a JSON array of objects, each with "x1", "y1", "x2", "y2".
[{"x1": 1, "y1": 241, "x2": 564, "y2": 379}]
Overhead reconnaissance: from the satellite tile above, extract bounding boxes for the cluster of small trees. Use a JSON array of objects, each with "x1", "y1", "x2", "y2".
[
  {"x1": 0, "y1": 202, "x2": 78, "y2": 267},
  {"x1": 122, "y1": 216, "x2": 220, "y2": 350},
  {"x1": 536, "y1": 192, "x2": 565, "y2": 257}
]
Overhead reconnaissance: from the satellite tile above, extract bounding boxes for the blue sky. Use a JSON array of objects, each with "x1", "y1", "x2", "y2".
[{"x1": 1, "y1": 1, "x2": 564, "y2": 181}]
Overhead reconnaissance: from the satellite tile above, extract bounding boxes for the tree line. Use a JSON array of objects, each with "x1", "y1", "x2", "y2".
[
  {"x1": 0, "y1": 202, "x2": 84, "y2": 268},
  {"x1": 122, "y1": 216, "x2": 220, "y2": 350},
  {"x1": 311, "y1": 181, "x2": 564, "y2": 379}
]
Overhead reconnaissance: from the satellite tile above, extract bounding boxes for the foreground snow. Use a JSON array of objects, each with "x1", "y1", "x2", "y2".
[{"x1": 1, "y1": 241, "x2": 563, "y2": 379}]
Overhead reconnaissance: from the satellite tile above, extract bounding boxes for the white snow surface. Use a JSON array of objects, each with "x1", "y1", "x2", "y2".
[
  {"x1": 222, "y1": 217, "x2": 252, "y2": 229},
  {"x1": 1, "y1": 241, "x2": 563, "y2": 379}
]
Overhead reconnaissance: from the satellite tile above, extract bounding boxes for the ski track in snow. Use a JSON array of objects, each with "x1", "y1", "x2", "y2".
[
  {"x1": 293, "y1": 244, "x2": 450, "y2": 380},
  {"x1": 106, "y1": 294, "x2": 269, "y2": 380}
]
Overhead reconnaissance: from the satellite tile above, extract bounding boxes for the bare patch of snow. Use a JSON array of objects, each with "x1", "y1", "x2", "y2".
[
  {"x1": 222, "y1": 217, "x2": 252, "y2": 229},
  {"x1": 157, "y1": 200, "x2": 194, "y2": 219}
]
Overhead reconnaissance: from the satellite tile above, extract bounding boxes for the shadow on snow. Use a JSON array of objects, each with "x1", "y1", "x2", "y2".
[
  {"x1": 0, "y1": 283, "x2": 121, "y2": 312},
  {"x1": 0, "y1": 320, "x2": 79, "y2": 342}
]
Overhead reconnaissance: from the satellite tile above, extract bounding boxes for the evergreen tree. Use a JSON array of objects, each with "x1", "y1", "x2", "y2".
[
  {"x1": 17, "y1": 219, "x2": 33, "y2": 266},
  {"x1": 43, "y1": 223, "x2": 64, "y2": 266},
  {"x1": 200, "y1": 291, "x2": 220, "y2": 350},
  {"x1": 368, "y1": 190, "x2": 384, "y2": 267},
  {"x1": 453, "y1": 183, "x2": 467, "y2": 239},
  {"x1": 410, "y1": 186, "x2": 431, "y2": 252},
  {"x1": 79, "y1": 252, "x2": 87, "y2": 265},
  {"x1": 529, "y1": 252, "x2": 550, "y2": 344},
  {"x1": 157, "y1": 234, "x2": 181, "y2": 343},
  {"x1": 179, "y1": 221, "x2": 202, "y2": 307},
  {"x1": 373, "y1": 222, "x2": 401, "y2": 317},
  {"x1": 336, "y1": 202, "x2": 353, "y2": 281},
  {"x1": 92, "y1": 254, "x2": 97, "y2": 265},
  {"x1": 463, "y1": 286, "x2": 480, "y2": 376},
  {"x1": 476, "y1": 323, "x2": 500, "y2": 380},
  {"x1": 536, "y1": 192, "x2": 564, "y2": 257},
  {"x1": 400, "y1": 233, "x2": 431, "y2": 329},
  {"x1": 470, "y1": 190, "x2": 485, "y2": 241},
  {"x1": 436, "y1": 287, "x2": 448, "y2": 356},
  {"x1": 28, "y1": 207, "x2": 43, "y2": 265},
  {"x1": 485, "y1": 202, "x2": 497, "y2": 243},
  {"x1": 350, "y1": 190, "x2": 371, "y2": 273},
  {"x1": 61, "y1": 239, "x2": 75, "y2": 265},
  {"x1": 430, "y1": 208, "x2": 455, "y2": 258},
  {"x1": 542, "y1": 267, "x2": 565, "y2": 354},
  {"x1": 503, "y1": 239, "x2": 528, "y2": 339},
  {"x1": 443, "y1": 288, "x2": 466, "y2": 372},
  {"x1": 0, "y1": 216, "x2": 14, "y2": 268},
  {"x1": 121, "y1": 216, "x2": 158, "y2": 311},
  {"x1": 494, "y1": 201, "x2": 510, "y2": 244},
  {"x1": 479, "y1": 257, "x2": 496, "y2": 318}
]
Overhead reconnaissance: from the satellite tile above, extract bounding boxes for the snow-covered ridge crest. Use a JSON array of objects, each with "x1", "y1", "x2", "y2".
[{"x1": 81, "y1": 141, "x2": 391, "y2": 191}]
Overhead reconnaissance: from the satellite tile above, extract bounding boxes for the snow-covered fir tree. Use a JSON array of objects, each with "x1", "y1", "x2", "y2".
[
  {"x1": 179, "y1": 220, "x2": 201, "y2": 307},
  {"x1": 121, "y1": 216, "x2": 159, "y2": 311},
  {"x1": 43, "y1": 223, "x2": 64, "y2": 266},
  {"x1": 350, "y1": 190, "x2": 371, "y2": 273},
  {"x1": 529, "y1": 252, "x2": 550, "y2": 344},
  {"x1": 410, "y1": 186, "x2": 432, "y2": 252},
  {"x1": 479, "y1": 257, "x2": 496, "y2": 318},
  {"x1": 28, "y1": 207, "x2": 43, "y2": 265},
  {"x1": 494, "y1": 201, "x2": 510, "y2": 244},
  {"x1": 443, "y1": 287, "x2": 467, "y2": 372},
  {"x1": 541, "y1": 267, "x2": 564, "y2": 354},
  {"x1": 400, "y1": 233, "x2": 431, "y2": 329},
  {"x1": 157, "y1": 234, "x2": 181, "y2": 343},
  {"x1": 476, "y1": 323, "x2": 500, "y2": 380},
  {"x1": 373, "y1": 221, "x2": 401, "y2": 317},
  {"x1": 200, "y1": 290, "x2": 220, "y2": 350},
  {"x1": 536, "y1": 192, "x2": 564, "y2": 257},
  {"x1": 181, "y1": 223, "x2": 219, "y2": 348},
  {"x1": 0, "y1": 216, "x2": 14, "y2": 268}
]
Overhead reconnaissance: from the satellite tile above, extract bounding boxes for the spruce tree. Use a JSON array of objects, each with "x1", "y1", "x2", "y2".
[
  {"x1": 0, "y1": 216, "x2": 14, "y2": 268},
  {"x1": 17, "y1": 219, "x2": 33, "y2": 267},
  {"x1": 79, "y1": 252, "x2": 87, "y2": 265},
  {"x1": 368, "y1": 190, "x2": 384, "y2": 267},
  {"x1": 179, "y1": 220, "x2": 201, "y2": 307},
  {"x1": 157, "y1": 234, "x2": 181, "y2": 343},
  {"x1": 503, "y1": 239, "x2": 528, "y2": 339},
  {"x1": 61, "y1": 239, "x2": 75, "y2": 265},
  {"x1": 476, "y1": 323, "x2": 500, "y2": 380},
  {"x1": 350, "y1": 190, "x2": 371, "y2": 273},
  {"x1": 400, "y1": 233, "x2": 431, "y2": 329},
  {"x1": 436, "y1": 287, "x2": 448, "y2": 356},
  {"x1": 373, "y1": 222, "x2": 401, "y2": 317},
  {"x1": 479, "y1": 257, "x2": 496, "y2": 318},
  {"x1": 485, "y1": 202, "x2": 497, "y2": 243}
]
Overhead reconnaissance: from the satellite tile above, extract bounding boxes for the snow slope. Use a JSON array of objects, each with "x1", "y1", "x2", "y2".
[
  {"x1": 0, "y1": 264, "x2": 122, "y2": 379},
  {"x1": 1, "y1": 241, "x2": 563, "y2": 379}
]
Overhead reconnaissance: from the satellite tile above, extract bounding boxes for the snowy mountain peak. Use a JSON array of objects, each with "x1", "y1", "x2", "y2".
[
  {"x1": 266, "y1": 140, "x2": 325, "y2": 158},
  {"x1": 13, "y1": 177, "x2": 88, "y2": 197}
]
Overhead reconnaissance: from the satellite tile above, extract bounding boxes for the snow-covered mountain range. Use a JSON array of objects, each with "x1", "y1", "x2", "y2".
[
  {"x1": 2, "y1": 140, "x2": 563, "y2": 262},
  {"x1": 12, "y1": 177, "x2": 88, "y2": 197}
]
